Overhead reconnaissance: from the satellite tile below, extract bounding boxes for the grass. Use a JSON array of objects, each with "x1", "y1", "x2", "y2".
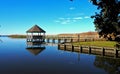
[{"x1": 73, "y1": 41, "x2": 117, "y2": 48}]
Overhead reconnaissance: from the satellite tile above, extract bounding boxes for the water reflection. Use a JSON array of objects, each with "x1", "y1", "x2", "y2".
[
  {"x1": 46, "y1": 43, "x2": 58, "y2": 46},
  {"x1": 2, "y1": 37, "x2": 120, "y2": 74},
  {"x1": 94, "y1": 56, "x2": 120, "y2": 74},
  {"x1": 26, "y1": 41, "x2": 46, "y2": 55},
  {"x1": 58, "y1": 44, "x2": 120, "y2": 74},
  {"x1": 26, "y1": 47, "x2": 45, "y2": 55}
]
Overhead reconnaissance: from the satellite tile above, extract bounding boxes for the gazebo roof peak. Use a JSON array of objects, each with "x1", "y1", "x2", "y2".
[{"x1": 26, "y1": 24, "x2": 46, "y2": 33}]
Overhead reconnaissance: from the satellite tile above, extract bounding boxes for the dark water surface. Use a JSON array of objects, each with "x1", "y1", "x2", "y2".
[{"x1": 0, "y1": 37, "x2": 120, "y2": 74}]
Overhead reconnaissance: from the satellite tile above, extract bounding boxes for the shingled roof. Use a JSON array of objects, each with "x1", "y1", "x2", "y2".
[{"x1": 26, "y1": 25, "x2": 46, "y2": 33}]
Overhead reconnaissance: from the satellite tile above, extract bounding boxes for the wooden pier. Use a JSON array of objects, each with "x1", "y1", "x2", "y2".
[
  {"x1": 45, "y1": 37, "x2": 89, "y2": 43},
  {"x1": 46, "y1": 37, "x2": 74, "y2": 43},
  {"x1": 58, "y1": 44, "x2": 120, "y2": 58},
  {"x1": 45, "y1": 35, "x2": 102, "y2": 43}
]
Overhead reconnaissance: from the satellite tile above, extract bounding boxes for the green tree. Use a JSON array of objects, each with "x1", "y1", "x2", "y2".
[{"x1": 90, "y1": 0, "x2": 120, "y2": 41}]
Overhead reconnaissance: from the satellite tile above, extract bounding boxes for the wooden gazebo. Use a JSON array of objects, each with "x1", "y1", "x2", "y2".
[{"x1": 26, "y1": 25, "x2": 46, "y2": 44}]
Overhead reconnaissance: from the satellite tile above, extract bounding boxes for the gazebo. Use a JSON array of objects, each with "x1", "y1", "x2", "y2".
[{"x1": 26, "y1": 25, "x2": 46, "y2": 44}]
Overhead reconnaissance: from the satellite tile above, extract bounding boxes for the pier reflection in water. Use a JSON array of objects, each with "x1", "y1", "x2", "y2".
[
  {"x1": 94, "y1": 56, "x2": 120, "y2": 74},
  {"x1": 58, "y1": 43, "x2": 120, "y2": 74}
]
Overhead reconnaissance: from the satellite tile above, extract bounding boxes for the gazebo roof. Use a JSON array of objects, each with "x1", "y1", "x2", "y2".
[{"x1": 26, "y1": 25, "x2": 46, "y2": 33}]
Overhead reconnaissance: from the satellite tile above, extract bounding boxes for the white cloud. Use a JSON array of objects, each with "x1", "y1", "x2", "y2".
[
  {"x1": 73, "y1": 17, "x2": 83, "y2": 20},
  {"x1": 69, "y1": 7, "x2": 75, "y2": 10},
  {"x1": 54, "y1": 20, "x2": 60, "y2": 23},
  {"x1": 61, "y1": 21, "x2": 69, "y2": 24},
  {"x1": 72, "y1": 20, "x2": 77, "y2": 22},
  {"x1": 59, "y1": 17, "x2": 65, "y2": 20},
  {"x1": 55, "y1": 16, "x2": 90, "y2": 25},
  {"x1": 66, "y1": 18, "x2": 71, "y2": 20},
  {"x1": 61, "y1": 19, "x2": 71, "y2": 24},
  {"x1": 55, "y1": 18, "x2": 71, "y2": 25},
  {"x1": 84, "y1": 16, "x2": 90, "y2": 19},
  {"x1": 55, "y1": 17, "x2": 81, "y2": 25}
]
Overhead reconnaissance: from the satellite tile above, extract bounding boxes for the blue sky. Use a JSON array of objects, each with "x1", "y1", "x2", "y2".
[{"x1": 0, "y1": 0, "x2": 98, "y2": 35}]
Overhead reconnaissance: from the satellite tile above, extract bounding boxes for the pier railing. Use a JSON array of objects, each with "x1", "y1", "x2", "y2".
[{"x1": 45, "y1": 36, "x2": 102, "y2": 43}]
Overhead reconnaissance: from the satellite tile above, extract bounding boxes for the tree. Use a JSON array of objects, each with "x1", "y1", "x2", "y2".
[
  {"x1": 90, "y1": 0, "x2": 120, "y2": 41},
  {"x1": 69, "y1": 0, "x2": 120, "y2": 41}
]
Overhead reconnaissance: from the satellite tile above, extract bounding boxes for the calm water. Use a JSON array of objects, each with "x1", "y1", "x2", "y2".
[{"x1": 0, "y1": 37, "x2": 120, "y2": 74}]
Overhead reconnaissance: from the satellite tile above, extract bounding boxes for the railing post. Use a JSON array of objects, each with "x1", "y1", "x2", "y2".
[
  {"x1": 71, "y1": 39, "x2": 73, "y2": 43},
  {"x1": 78, "y1": 35, "x2": 80, "y2": 42},
  {"x1": 58, "y1": 44, "x2": 60, "y2": 49}
]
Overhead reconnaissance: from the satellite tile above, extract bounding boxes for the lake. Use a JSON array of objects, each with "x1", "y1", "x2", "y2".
[{"x1": 0, "y1": 37, "x2": 120, "y2": 74}]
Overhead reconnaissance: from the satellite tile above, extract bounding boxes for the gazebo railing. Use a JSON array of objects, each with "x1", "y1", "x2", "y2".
[{"x1": 27, "y1": 35, "x2": 45, "y2": 42}]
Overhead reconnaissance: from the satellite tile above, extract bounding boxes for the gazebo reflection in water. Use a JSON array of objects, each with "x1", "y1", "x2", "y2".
[{"x1": 26, "y1": 25, "x2": 46, "y2": 55}]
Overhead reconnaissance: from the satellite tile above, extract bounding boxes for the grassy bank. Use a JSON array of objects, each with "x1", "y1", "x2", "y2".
[
  {"x1": 73, "y1": 41, "x2": 117, "y2": 48},
  {"x1": 9, "y1": 35, "x2": 26, "y2": 38}
]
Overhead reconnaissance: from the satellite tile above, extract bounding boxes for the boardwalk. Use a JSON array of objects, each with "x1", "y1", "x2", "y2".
[
  {"x1": 45, "y1": 36, "x2": 120, "y2": 58},
  {"x1": 58, "y1": 44, "x2": 120, "y2": 58},
  {"x1": 45, "y1": 32, "x2": 101, "y2": 43}
]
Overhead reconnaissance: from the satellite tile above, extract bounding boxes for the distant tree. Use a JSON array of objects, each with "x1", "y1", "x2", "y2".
[{"x1": 90, "y1": 0, "x2": 120, "y2": 41}]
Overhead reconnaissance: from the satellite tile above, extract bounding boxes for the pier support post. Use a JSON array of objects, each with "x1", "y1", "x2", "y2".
[
  {"x1": 64, "y1": 44, "x2": 66, "y2": 50},
  {"x1": 72, "y1": 45, "x2": 74, "y2": 52},
  {"x1": 78, "y1": 35, "x2": 80, "y2": 42},
  {"x1": 52, "y1": 39, "x2": 55, "y2": 43},
  {"x1": 79, "y1": 46, "x2": 82, "y2": 53},
  {"x1": 88, "y1": 46, "x2": 91, "y2": 54},
  {"x1": 58, "y1": 39, "x2": 61, "y2": 43},
  {"x1": 58, "y1": 44, "x2": 60, "y2": 49},
  {"x1": 71, "y1": 39, "x2": 73, "y2": 43},
  {"x1": 47, "y1": 38, "x2": 50, "y2": 43},
  {"x1": 114, "y1": 49, "x2": 118, "y2": 58},
  {"x1": 102, "y1": 47, "x2": 105, "y2": 56},
  {"x1": 64, "y1": 39, "x2": 67, "y2": 43}
]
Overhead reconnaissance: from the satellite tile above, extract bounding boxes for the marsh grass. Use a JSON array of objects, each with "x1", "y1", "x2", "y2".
[{"x1": 9, "y1": 35, "x2": 26, "y2": 38}]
